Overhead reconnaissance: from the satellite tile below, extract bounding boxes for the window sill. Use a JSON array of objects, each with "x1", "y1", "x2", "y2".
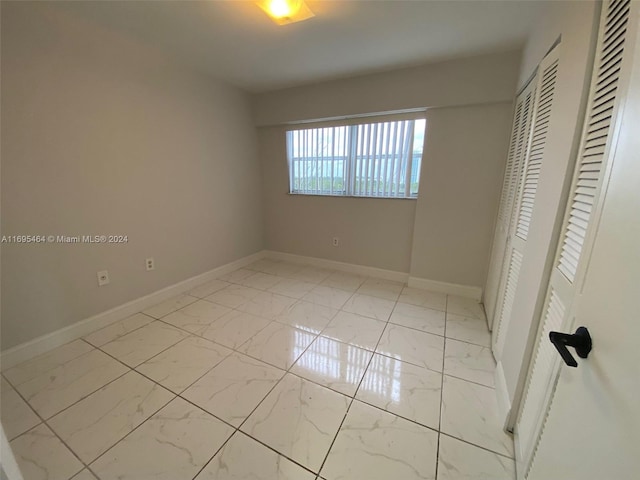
[{"x1": 287, "y1": 193, "x2": 418, "y2": 200}]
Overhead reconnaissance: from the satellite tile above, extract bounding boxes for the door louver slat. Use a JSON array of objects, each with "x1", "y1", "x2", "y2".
[
  {"x1": 495, "y1": 249, "x2": 524, "y2": 351},
  {"x1": 509, "y1": 92, "x2": 534, "y2": 228},
  {"x1": 516, "y1": 60, "x2": 559, "y2": 240},
  {"x1": 519, "y1": 289, "x2": 566, "y2": 477},
  {"x1": 557, "y1": 0, "x2": 630, "y2": 283},
  {"x1": 497, "y1": 103, "x2": 523, "y2": 225}
]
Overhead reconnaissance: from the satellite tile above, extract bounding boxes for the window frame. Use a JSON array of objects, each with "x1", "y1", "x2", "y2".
[{"x1": 285, "y1": 112, "x2": 426, "y2": 200}]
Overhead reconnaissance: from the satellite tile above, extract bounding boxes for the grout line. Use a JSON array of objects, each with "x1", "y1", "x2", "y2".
[
  {"x1": 82, "y1": 312, "x2": 157, "y2": 349},
  {"x1": 438, "y1": 431, "x2": 516, "y2": 461},
  {"x1": 3, "y1": 372, "x2": 100, "y2": 476},
  {"x1": 2, "y1": 265, "x2": 347, "y2": 477},
  {"x1": 314, "y1": 291, "x2": 398, "y2": 476},
  {"x1": 435, "y1": 293, "x2": 450, "y2": 479},
  {"x1": 346, "y1": 394, "x2": 440, "y2": 435},
  {"x1": 91, "y1": 299, "x2": 444, "y2": 478},
  {"x1": 188, "y1": 308, "x2": 333, "y2": 479},
  {"x1": 8, "y1": 263, "x2": 494, "y2": 478},
  {"x1": 442, "y1": 372, "x2": 497, "y2": 390}
]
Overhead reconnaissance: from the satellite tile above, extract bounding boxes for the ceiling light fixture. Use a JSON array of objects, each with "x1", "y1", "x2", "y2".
[{"x1": 257, "y1": 0, "x2": 315, "y2": 25}]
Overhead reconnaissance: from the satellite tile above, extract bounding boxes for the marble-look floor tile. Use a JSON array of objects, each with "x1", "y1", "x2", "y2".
[
  {"x1": 237, "y1": 291, "x2": 298, "y2": 320},
  {"x1": 91, "y1": 397, "x2": 234, "y2": 480},
  {"x1": 342, "y1": 293, "x2": 395, "y2": 321},
  {"x1": 268, "y1": 278, "x2": 316, "y2": 299},
  {"x1": 72, "y1": 470, "x2": 99, "y2": 480},
  {"x1": 136, "y1": 337, "x2": 232, "y2": 393},
  {"x1": 376, "y1": 324, "x2": 444, "y2": 372},
  {"x1": 291, "y1": 336, "x2": 373, "y2": 396},
  {"x1": 444, "y1": 339, "x2": 495, "y2": 388},
  {"x1": 302, "y1": 285, "x2": 353, "y2": 309},
  {"x1": 182, "y1": 352, "x2": 284, "y2": 427},
  {"x1": 241, "y1": 272, "x2": 283, "y2": 290},
  {"x1": 200, "y1": 310, "x2": 271, "y2": 349},
  {"x1": 15, "y1": 349, "x2": 128, "y2": 419},
  {"x1": 161, "y1": 300, "x2": 231, "y2": 334},
  {"x1": 321, "y1": 272, "x2": 366, "y2": 292},
  {"x1": 398, "y1": 288, "x2": 447, "y2": 311},
  {"x1": 205, "y1": 284, "x2": 261, "y2": 308},
  {"x1": 446, "y1": 295, "x2": 486, "y2": 320},
  {"x1": 445, "y1": 313, "x2": 491, "y2": 347},
  {"x1": 3, "y1": 339, "x2": 93, "y2": 386},
  {"x1": 321, "y1": 400, "x2": 438, "y2": 480},
  {"x1": 48, "y1": 371, "x2": 174, "y2": 463},
  {"x1": 390, "y1": 303, "x2": 446, "y2": 336},
  {"x1": 437, "y1": 434, "x2": 516, "y2": 480},
  {"x1": 269, "y1": 261, "x2": 303, "y2": 277},
  {"x1": 142, "y1": 294, "x2": 198, "y2": 319},
  {"x1": 274, "y1": 300, "x2": 338, "y2": 334},
  {"x1": 246, "y1": 259, "x2": 282, "y2": 274},
  {"x1": 285, "y1": 266, "x2": 332, "y2": 284},
  {"x1": 188, "y1": 279, "x2": 231, "y2": 298},
  {"x1": 83, "y1": 313, "x2": 154, "y2": 347},
  {"x1": 0, "y1": 377, "x2": 41, "y2": 440},
  {"x1": 101, "y1": 321, "x2": 188, "y2": 368},
  {"x1": 10, "y1": 424, "x2": 83, "y2": 480},
  {"x1": 356, "y1": 354, "x2": 441, "y2": 430},
  {"x1": 356, "y1": 278, "x2": 404, "y2": 301},
  {"x1": 196, "y1": 431, "x2": 316, "y2": 480},
  {"x1": 440, "y1": 376, "x2": 514, "y2": 458},
  {"x1": 238, "y1": 322, "x2": 316, "y2": 370},
  {"x1": 322, "y1": 311, "x2": 386, "y2": 351},
  {"x1": 241, "y1": 374, "x2": 350, "y2": 472},
  {"x1": 218, "y1": 268, "x2": 255, "y2": 283}
]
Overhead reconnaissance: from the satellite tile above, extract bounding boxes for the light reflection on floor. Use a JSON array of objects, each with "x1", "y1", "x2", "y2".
[{"x1": 294, "y1": 331, "x2": 402, "y2": 403}]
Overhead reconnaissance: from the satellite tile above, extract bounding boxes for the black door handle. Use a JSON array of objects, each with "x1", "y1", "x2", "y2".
[{"x1": 549, "y1": 326, "x2": 592, "y2": 367}]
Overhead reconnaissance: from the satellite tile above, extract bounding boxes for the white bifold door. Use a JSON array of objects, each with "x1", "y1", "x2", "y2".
[
  {"x1": 514, "y1": 0, "x2": 639, "y2": 478},
  {"x1": 487, "y1": 45, "x2": 561, "y2": 362},
  {"x1": 484, "y1": 73, "x2": 535, "y2": 328}
]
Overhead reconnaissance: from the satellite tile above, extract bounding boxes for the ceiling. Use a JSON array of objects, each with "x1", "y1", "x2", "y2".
[{"x1": 53, "y1": 1, "x2": 546, "y2": 93}]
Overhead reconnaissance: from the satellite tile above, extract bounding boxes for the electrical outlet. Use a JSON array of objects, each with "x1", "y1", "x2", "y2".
[
  {"x1": 97, "y1": 270, "x2": 110, "y2": 286},
  {"x1": 146, "y1": 258, "x2": 155, "y2": 271},
  {"x1": 332, "y1": 237, "x2": 339, "y2": 247}
]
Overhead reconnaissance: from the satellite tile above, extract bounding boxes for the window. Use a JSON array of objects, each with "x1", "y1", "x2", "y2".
[{"x1": 286, "y1": 117, "x2": 426, "y2": 198}]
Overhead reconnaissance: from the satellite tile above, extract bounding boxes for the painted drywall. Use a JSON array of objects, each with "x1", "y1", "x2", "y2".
[
  {"x1": 0, "y1": 3, "x2": 263, "y2": 349},
  {"x1": 253, "y1": 51, "x2": 521, "y2": 127},
  {"x1": 258, "y1": 125, "x2": 417, "y2": 273},
  {"x1": 493, "y1": 0, "x2": 599, "y2": 410},
  {"x1": 255, "y1": 52, "x2": 519, "y2": 277},
  {"x1": 409, "y1": 103, "x2": 513, "y2": 287}
]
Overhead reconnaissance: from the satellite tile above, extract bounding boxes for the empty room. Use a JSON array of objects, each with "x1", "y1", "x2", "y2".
[{"x1": 1, "y1": 1, "x2": 639, "y2": 479}]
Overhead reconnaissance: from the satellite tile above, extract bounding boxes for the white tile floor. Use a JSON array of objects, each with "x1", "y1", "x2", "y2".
[{"x1": 1, "y1": 259, "x2": 516, "y2": 480}]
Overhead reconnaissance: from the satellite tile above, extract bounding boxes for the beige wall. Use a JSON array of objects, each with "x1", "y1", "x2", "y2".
[
  {"x1": 410, "y1": 103, "x2": 513, "y2": 287},
  {"x1": 0, "y1": 3, "x2": 263, "y2": 349},
  {"x1": 496, "y1": 0, "x2": 599, "y2": 407},
  {"x1": 255, "y1": 52, "x2": 519, "y2": 280},
  {"x1": 258, "y1": 126, "x2": 417, "y2": 272},
  {"x1": 253, "y1": 51, "x2": 521, "y2": 126}
]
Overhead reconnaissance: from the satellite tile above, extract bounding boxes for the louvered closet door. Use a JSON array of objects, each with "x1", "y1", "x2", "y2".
[
  {"x1": 492, "y1": 46, "x2": 561, "y2": 359},
  {"x1": 484, "y1": 78, "x2": 536, "y2": 327},
  {"x1": 514, "y1": 1, "x2": 635, "y2": 477}
]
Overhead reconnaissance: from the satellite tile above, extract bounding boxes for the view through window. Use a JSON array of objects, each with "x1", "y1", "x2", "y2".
[{"x1": 286, "y1": 118, "x2": 426, "y2": 198}]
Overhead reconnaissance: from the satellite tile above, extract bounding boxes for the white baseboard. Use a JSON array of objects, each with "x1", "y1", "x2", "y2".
[
  {"x1": 1, "y1": 424, "x2": 24, "y2": 480},
  {"x1": 408, "y1": 276, "x2": 482, "y2": 300},
  {"x1": 265, "y1": 250, "x2": 410, "y2": 283},
  {"x1": 0, "y1": 250, "x2": 267, "y2": 370},
  {"x1": 495, "y1": 360, "x2": 513, "y2": 432}
]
